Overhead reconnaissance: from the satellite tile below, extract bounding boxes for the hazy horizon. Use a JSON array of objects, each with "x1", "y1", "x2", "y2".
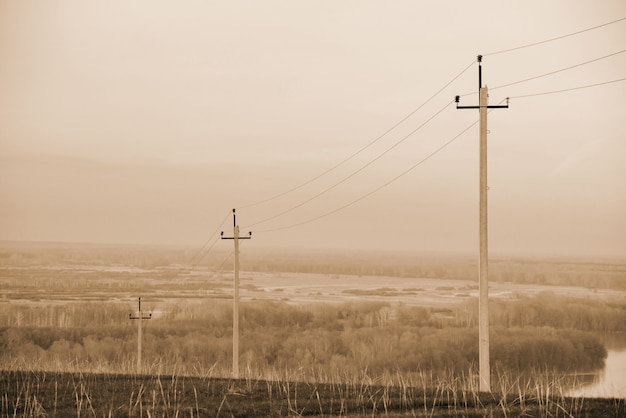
[
  {"x1": 3, "y1": 238, "x2": 625, "y2": 262},
  {"x1": 1, "y1": 1, "x2": 625, "y2": 258}
]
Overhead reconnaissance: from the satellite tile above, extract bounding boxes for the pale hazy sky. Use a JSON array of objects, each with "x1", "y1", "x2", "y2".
[{"x1": 1, "y1": 1, "x2": 625, "y2": 257}]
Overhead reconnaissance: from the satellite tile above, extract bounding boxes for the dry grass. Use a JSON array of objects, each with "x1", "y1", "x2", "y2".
[{"x1": 1, "y1": 366, "x2": 623, "y2": 417}]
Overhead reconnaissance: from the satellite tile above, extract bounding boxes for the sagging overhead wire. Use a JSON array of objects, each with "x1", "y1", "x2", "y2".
[
  {"x1": 243, "y1": 99, "x2": 454, "y2": 229},
  {"x1": 508, "y1": 77, "x2": 626, "y2": 99},
  {"x1": 258, "y1": 67, "x2": 618, "y2": 235},
  {"x1": 484, "y1": 17, "x2": 626, "y2": 56},
  {"x1": 459, "y1": 49, "x2": 626, "y2": 97},
  {"x1": 237, "y1": 59, "x2": 476, "y2": 211},
  {"x1": 175, "y1": 210, "x2": 231, "y2": 277},
  {"x1": 243, "y1": 51, "x2": 626, "y2": 231},
  {"x1": 491, "y1": 49, "x2": 626, "y2": 92},
  {"x1": 245, "y1": 73, "x2": 624, "y2": 236},
  {"x1": 253, "y1": 102, "x2": 512, "y2": 234},
  {"x1": 213, "y1": 250, "x2": 234, "y2": 273},
  {"x1": 187, "y1": 21, "x2": 625, "y2": 252}
]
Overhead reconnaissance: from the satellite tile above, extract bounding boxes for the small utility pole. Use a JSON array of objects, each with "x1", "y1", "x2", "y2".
[
  {"x1": 129, "y1": 297, "x2": 152, "y2": 374},
  {"x1": 455, "y1": 55, "x2": 508, "y2": 392},
  {"x1": 221, "y1": 208, "x2": 252, "y2": 378}
]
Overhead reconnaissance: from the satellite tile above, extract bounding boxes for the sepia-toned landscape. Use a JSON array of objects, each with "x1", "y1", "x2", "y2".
[
  {"x1": 1, "y1": 242, "x2": 624, "y2": 416},
  {"x1": 2, "y1": 1, "x2": 625, "y2": 417}
]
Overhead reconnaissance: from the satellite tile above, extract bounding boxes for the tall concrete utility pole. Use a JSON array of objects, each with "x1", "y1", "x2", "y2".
[
  {"x1": 221, "y1": 208, "x2": 252, "y2": 378},
  {"x1": 455, "y1": 55, "x2": 508, "y2": 392},
  {"x1": 129, "y1": 297, "x2": 152, "y2": 374}
]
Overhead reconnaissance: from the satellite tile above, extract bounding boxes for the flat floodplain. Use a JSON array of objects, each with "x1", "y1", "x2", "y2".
[
  {"x1": 237, "y1": 271, "x2": 626, "y2": 307},
  {"x1": 3, "y1": 258, "x2": 625, "y2": 308},
  {"x1": 1, "y1": 243, "x2": 625, "y2": 416}
]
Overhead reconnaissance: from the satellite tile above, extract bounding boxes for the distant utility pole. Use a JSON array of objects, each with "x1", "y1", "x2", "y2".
[
  {"x1": 455, "y1": 55, "x2": 508, "y2": 392},
  {"x1": 129, "y1": 297, "x2": 152, "y2": 374},
  {"x1": 221, "y1": 208, "x2": 252, "y2": 379}
]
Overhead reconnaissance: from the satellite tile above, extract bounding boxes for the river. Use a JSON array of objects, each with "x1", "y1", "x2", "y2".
[{"x1": 568, "y1": 348, "x2": 626, "y2": 398}]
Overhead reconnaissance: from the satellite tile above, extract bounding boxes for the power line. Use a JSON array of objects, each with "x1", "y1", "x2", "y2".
[
  {"x1": 194, "y1": 20, "x2": 624, "y2": 246},
  {"x1": 238, "y1": 59, "x2": 475, "y2": 210},
  {"x1": 255, "y1": 113, "x2": 487, "y2": 233},
  {"x1": 460, "y1": 50, "x2": 626, "y2": 97},
  {"x1": 173, "y1": 19, "x2": 626, "y2": 253},
  {"x1": 259, "y1": 67, "x2": 611, "y2": 235},
  {"x1": 214, "y1": 250, "x2": 234, "y2": 273},
  {"x1": 484, "y1": 17, "x2": 626, "y2": 56},
  {"x1": 509, "y1": 77, "x2": 626, "y2": 99},
  {"x1": 184, "y1": 210, "x2": 231, "y2": 270},
  {"x1": 167, "y1": 210, "x2": 231, "y2": 281},
  {"x1": 244, "y1": 99, "x2": 454, "y2": 229},
  {"x1": 235, "y1": 77, "x2": 626, "y2": 237},
  {"x1": 491, "y1": 49, "x2": 626, "y2": 92},
  {"x1": 240, "y1": 50, "x2": 624, "y2": 233},
  {"x1": 185, "y1": 234, "x2": 222, "y2": 274}
]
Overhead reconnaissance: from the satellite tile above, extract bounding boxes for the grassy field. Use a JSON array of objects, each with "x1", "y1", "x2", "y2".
[{"x1": 2, "y1": 369, "x2": 624, "y2": 417}]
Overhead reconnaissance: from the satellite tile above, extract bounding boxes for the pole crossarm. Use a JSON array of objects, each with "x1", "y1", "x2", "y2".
[
  {"x1": 455, "y1": 103, "x2": 509, "y2": 109},
  {"x1": 455, "y1": 54, "x2": 509, "y2": 110},
  {"x1": 454, "y1": 55, "x2": 508, "y2": 393},
  {"x1": 129, "y1": 313, "x2": 152, "y2": 320},
  {"x1": 221, "y1": 208, "x2": 252, "y2": 240},
  {"x1": 129, "y1": 297, "x2": 152, "y2": 320},
  {"x1": 455, "y1": 96, "x2": 509, "y2": 110}
]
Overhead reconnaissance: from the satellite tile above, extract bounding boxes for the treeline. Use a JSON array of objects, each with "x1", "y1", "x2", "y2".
[
  {"x1": 4, "y1": 293, "x2": 621, "y2": 333},
  {"x1": 0, "y1": 323, "x2": 608, "y2": 376},
  {"x1": 0, "y1": 298, "x2": 614, "y2": 376},
  {"x1": 489, "y1": 294, "x2": 626, "y2": 332}
]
